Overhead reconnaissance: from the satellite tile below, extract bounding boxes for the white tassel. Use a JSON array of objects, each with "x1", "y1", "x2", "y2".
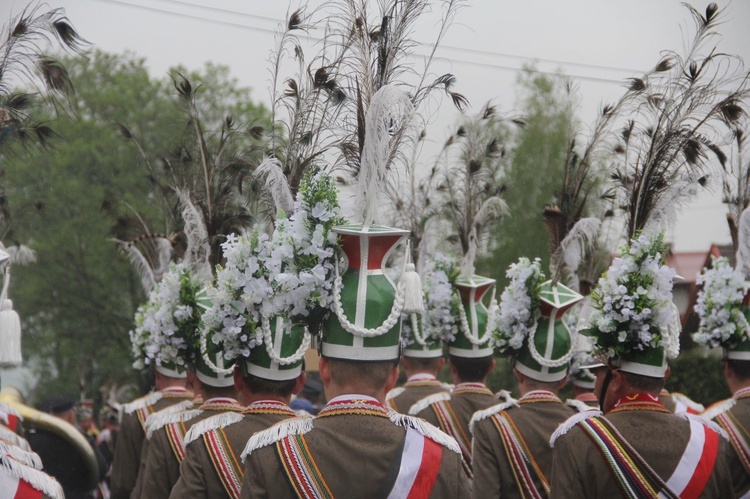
[
  {"x1": 407, "y1": 392, "x2": 451, "y2": 416},
  {"x1": 494, "y1": 390, "x2": 515, "y2": 403},
  {"x1": 389, "y1": 412, "x2": 461, "y2": 455},
  {"x1": 549, "y1": 410, "x2": 602, "y2": 447},
  {"x1": 241, "y1": 416, "x2": 314, "y2": 461},
  {"x1": 0, "y1": 299, "x2": 22, "y2": 367},
  {"x1": 399, "y1": 263, "x2": 424, "y2": 314},
  {"x1": 0, "y1": 424, "x2": 30, "y2": 451},
  {"x1": 146, "y1": 409, "x2": 202, "y2": 439},
  {"x1": 184, "y1": 412, "x2": 244, "y2": 445},
  {"x1": 699, "y1": 397, "x2": 735, "y2": 421},
  {"x1": 0, "y1": 441, "x2": 42, "y2": 469},
  {"x1": 468, "y1": 400, "x2": 519, "y2": 434},
  {"x1": 123, "y1": 391, "x2": 163, "y2": 415},
  {"x1": 1, "y1": 455, "x2": 64, "y2": 499},
  {"x1": 565, "y1": 399, "x2": 599, "y2": 413}
]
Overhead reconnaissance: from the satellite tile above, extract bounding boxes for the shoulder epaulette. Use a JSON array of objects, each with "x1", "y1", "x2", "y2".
[
  {"x1": 549, "y1": 409, "x2": 603, "y2": 447},
  {"x1": 184, "y1": 412, "x2": 244, "y2": 445},
  {"x1": 441, "y1": 382, "x2": 455, "y2": 391},
  {"x1": 0, "y1": 441, "x2": 42, "y2": 469},
  {"x1": 494, "y1": 389, "x2": 515, "y2": 402},
  {"x1": 1, "y1": 454, "x2": 64, "y2": 499},
  {"x1": 671, "y1": 392, "x2": 706, "y2": 413},
  {"x1": 145, "y1": 409, "x2": 202, "y2": 439},
  {"x1": 0, "y1": 425, "x2": 30, "y2": 451},
  {"x1": 388, "y1": 412, "x2": 461, "y2": 455},
  {"x1": 468, "y1": 400, "x2": 519, "y2": 434},
  {"x1": 385, "y1": 387, "x2": 405, "y2": 401},
  {"x1": 0, "y1": 402, "x2": 22, "y2": 421},
  {"x1": 566, "y1": 399, "x2": 598, "y2": 413},
  {"x1": 700, "y1": 397, "x2": 735, "y2": 421},
  {"x1": 241, "y1": 416, "x2": 314, "y2": 461},
  {"x1": 678, "y1": 412, "x2": 728, "y2": 440},
  {"x1": 408, "y1": 391, "x2": 451, "y2": 416},
  {"x1": 123, "y1": 391, "x2": 163, "y2": 415},
  {"x1": 142, "y1": 399, "x2": 194, "y2": 433}
]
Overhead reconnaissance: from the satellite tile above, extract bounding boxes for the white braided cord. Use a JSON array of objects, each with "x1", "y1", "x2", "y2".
[
  {"x1": 456, "y1": 294, "x2": 496, "y2": 346},
  {"x1": 200, "y1": 332, "x2": 234, "y2": 376},
  {"x1": 526, "y1": 319, "x2": 576, "y2": 368},
  {"x1": 261, "y1": 317, "x2": 311, "y2": 365}
]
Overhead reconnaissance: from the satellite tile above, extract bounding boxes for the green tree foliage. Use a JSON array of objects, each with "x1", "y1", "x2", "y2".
[
  {"x1": 665, "y1": 349, "x2": 730, "y2": 407},
  {"x1": 1, "y1": 50, "x2": 270, "y2": 402},
  {"x1": 480, "y1": 68, "x2": 575, "y2": 287}
]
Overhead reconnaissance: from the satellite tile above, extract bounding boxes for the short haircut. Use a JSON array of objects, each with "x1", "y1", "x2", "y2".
[
  {"x1": 524, "y1": 376, "x2": 563, "y2": 393},
  {"x1": 242, "y1": 373, "x2": 298, "y2": 397},
  {"x1": 726, "y1": 359, "x2": 750, "y2": 381},
  {"x1": 621, "y1": 371, "x2": 665, "y2": 393},
  {"x1": 325, "y1": 357, "x2": 398, "y2": 391},
  {"x1": 449, "y1": 355, "x2": 493, "y2": 382},
  {"x1": 404, "y1": 357, "x2": 443, "y2": 372}
]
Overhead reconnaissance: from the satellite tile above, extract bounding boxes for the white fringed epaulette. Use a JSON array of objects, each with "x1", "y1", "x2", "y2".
[
  {"x1": 145, "y1": 409, "x2": 202, "y2": 439},
  {"x1": 494, "y1": 389, "x2": 515, "y2": 402},
  {"x1": 241, "y1": 416, "x2": 314, "y2": 461},
  {"x1": 123, "y1": 391, "x2": 163, "y2": 415},
  {"x1": 389, "y1": 412, "x2": 461, "y2": 455},
  {"x1": 184, "y1": 412, "x2": 244, "y2": 446},
  {"x1": 408, "y1": 391, "x2": 451, "y2": 416},
  {"x1": 0, "y1": 402, "x2": 22, "y2": 421},
  {"x1": 468, "y1": 400, "x2": 519, "y2": 434},
  {"x1": 671, "y1": 392, "x2": 706, "y2": 413},
  {"x1": 142, "y1": 399, "x2": 194, "y2": 435},
  {"x1": 678, "y1": 412, "x2": 729, "y2": 441},
  {"x1": 699, "y1": 397, "x2": 736, "y2": 421},
  {"x1": 1, "y1": 454, "x2": 64, "y2": 499},
  {"x1": 549, "y1": 410, "x2": 603, "y2": 447},
  {"x1": 0, "y1": 425, "x2": 30, "y2": 451},
  {"x1": 385, "y1": 387, "x2": 405, "y2": 401},
  {"x1": 566, "y1": 399, "x2": 599, "y2": 413},
  {"x1": 0, "y1": 441, "x2": 42, "y2": 469},
  {"x1": 441, "y1": 382, "x2": 455, "y2": 391}
]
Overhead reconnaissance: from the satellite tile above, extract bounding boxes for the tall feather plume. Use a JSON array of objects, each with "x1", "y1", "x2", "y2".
[
  {"x1": 356, "y1": 84, "x2": 414, "y2": 227},
  {"x1": 640, "y1": 175, "x2": 704, "y2": 237},
  {"x1": 175, "y1": 189, "x2": 212, "y2": 283},
  {"x1": 736, "y1": 206, "x2": 750, "y2": 279},
  {"x1": 550, "y1": 217, "x2": 601, "y2": 283},
  {"x1": 256, "y1": 156, "x2": 294, "y2": 215},
  {"x1": 4, "y1": 245, "x2": 36, "y2": 265},
  {"x1": 461, "y1": 196, "x2": 508, "y2": 278},
  {"x1": 111, "y1": 237, "x2": 173, "y2": 293}
]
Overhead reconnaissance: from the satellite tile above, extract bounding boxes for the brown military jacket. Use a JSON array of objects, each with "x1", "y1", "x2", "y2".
[
  {"x1": 386, "y1": 375, "x2": 451, "y2": 414},
  {"x1": 710, "y1": 387, "x2": 750, "y2": 497},
  {"x1": 471, "y1": 390, "x2": 575, "y2": 498},
  {"x1": 169, "y1": 401, "x2": 298, "y2": 499},
  {"x1": 137, "y1": 398, "x2": 243, "y2": 499},
  {"x1": 110, "y1": 387, "x2": 193, "y2": 499},
  {"x1": 411, "y1": 382, "x2": 497, "y2": 470},
  {"x1": 241, "y1": 395, "x2": 470, "y2": 498},
  {"x1": 660, "y1": 389, "x2": 705, "y2": 414},
  {"x1": 550, "y1": 393, "x2": 734, "y2": 498}
]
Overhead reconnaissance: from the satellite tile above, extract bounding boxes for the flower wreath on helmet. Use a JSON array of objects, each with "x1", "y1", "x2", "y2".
[
  {"x1": 693, "y1": 256, "x2": 750, "y2": 351},
  {"x1": 130, "y1": 262, "x2": 204, "y2": 374},
  {"x1": 201, "y1": 171, "x2": 343, "y2": 372},
  {"x1": 583, "y1": 232, "x2": 680, "y2": 376}
]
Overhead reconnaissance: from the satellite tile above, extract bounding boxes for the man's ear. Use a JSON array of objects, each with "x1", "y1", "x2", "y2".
[
  {"x1": 664, "y1": 366, "x2": 671, "y2": 381},
  {"x1": 384, "y1": 365, "x2": 400, "y2": 393},
  {"x1": 319, "y1": 357, "x2": 332, "y2": 386},
  {"x1": 293, "y1": 372, "x2": 307, "y2": 395}
]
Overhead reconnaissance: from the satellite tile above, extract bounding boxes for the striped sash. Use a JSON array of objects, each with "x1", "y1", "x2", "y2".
[
  {"x1": 136, "y1": 406, "x2": 154, "y2": 431},
  {"x1": 429, "y1": 399, "x2": 472, "y2": 473},
  {"x1": 491, "y1": 411, "x2": 547, "y2": 499},
  {"x1": 276, "y1": 434, "x2": 334, "y2": 499},
  {"x1": 165, "y1": 421, "x2": 189, "y2": 462},
  {"x1": 204, "y1": 428, "x2": 244, "y2": 499},
  {"x1": 715, "y1": 410, "x2": 750, "y2": 475},
  {"x1": 579, "y1": 416, "x2": 719, "y2": 499},
  {"x1": 386, "y1": 429, "x2": 443, "y2": 499}
]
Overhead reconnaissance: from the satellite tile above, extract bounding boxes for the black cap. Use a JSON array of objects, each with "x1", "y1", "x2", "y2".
[{"x1": 36, "y1": 394, "x2": 77, "y2": 414}]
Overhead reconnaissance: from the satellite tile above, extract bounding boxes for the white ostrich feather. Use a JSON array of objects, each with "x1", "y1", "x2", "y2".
[
  {"x1": 550, "y1": 217, "x2": 601, "y2": 277},
  {"x1": 176, "y1": 188, "x2": 212, "y2": 283},
  {"x1": 5, "y1": 245, "x2": 36, "y2": 265},
  {"x1": 641, "y1": 175, "x2": 702, "y2": 237},
  {"x1": 356, "y1": 84, "x2": 414, "y2": 227},
  {"x1": 256, "y1": 156, "x2": 294, "y2": 215},
  {"x1": 737, "y1": 206, "x2": 750, "y2": 278},
  {"x1": 461, "y1": 196, "x2": 509, "y2": 278}
]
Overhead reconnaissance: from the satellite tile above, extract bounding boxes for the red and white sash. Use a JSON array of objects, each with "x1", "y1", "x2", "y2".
[
  {"x1": 663, "y1": 416, "x2": 720, "y2": 499},
  {"x1": 387, "y1": 428, "x2": 443, "y2": 499}
]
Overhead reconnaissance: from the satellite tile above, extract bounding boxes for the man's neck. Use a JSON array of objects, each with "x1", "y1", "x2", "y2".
[
  {"x1": 325, "y1": 385, "x2": 386, "y2": 404},
  {"x1": 728, "y1": 378, "x2": 750, "y2": 397},
  {"x1": 242, "y1": 393, "x2": 291, "y2": 406},
  {"x1": 155, "y1": 378, "x2": 187, "y2": 391}
]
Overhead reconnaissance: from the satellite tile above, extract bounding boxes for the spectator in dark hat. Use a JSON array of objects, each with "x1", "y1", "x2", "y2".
[{"x1": 27, "y1": 394, "x2": 106, "y2": 499}]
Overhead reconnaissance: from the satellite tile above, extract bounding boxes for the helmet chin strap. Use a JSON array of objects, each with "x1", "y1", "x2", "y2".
[{"x1": 597, "y1": 369, "x2": 613, "y2": 412}]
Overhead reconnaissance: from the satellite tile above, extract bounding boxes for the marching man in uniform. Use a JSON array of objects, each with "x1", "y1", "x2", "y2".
[
  {"x1": 550, "y1": 235, "x2": 734, "y2": 498},
  {"x1": 471, "y1": 258, "x2": 578, "y2": 497}
]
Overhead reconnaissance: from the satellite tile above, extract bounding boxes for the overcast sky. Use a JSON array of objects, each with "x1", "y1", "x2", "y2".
[{"x1": 2, "y1": 0, "x2": 750, "y2": 252}]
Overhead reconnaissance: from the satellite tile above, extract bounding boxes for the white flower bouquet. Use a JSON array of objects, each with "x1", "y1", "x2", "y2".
[
  {"x1": 202, "y1": 172, "x2": 343, "y2": 362},
  {"x1": 587, "y1": 233, "x2": 677, "y2": 358},
  {"x1": 130, "y1": 263, "x2": 204, "y2": 370},
  {"x1": 694, "y1": 256, "x2": 750, "y2": 349},
  {"x1": 492, "y1": 257, "x2": 545, "y2": 354}
]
